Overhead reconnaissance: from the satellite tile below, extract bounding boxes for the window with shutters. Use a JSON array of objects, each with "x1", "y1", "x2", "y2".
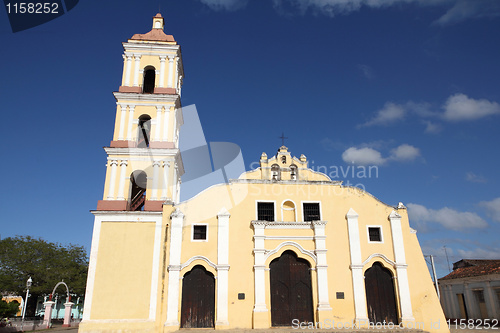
[
  {"x1": 367, "y1": 226, "x2": 383, "y2": 243},
  {"x1": 303, "y1": 202, "x2": 320, "y2": 221},
  {"x1": 257, "y1": 202, "x2": 275, "y2": 221}
]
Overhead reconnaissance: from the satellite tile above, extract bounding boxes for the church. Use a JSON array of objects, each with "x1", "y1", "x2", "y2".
[{"x1": 79, "y1": 14, "x2": 448, "y2": 333}]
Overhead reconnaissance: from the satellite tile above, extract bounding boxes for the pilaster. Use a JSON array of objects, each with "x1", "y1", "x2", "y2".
[
  {"x1": 165, "y1": 209, "x2": 184, "y2": 327},
  {"x1": 389, "y1": 210, "x2": 414, "y2": 323},
  {"x1": 346, "y1": 208, "x2": 369, "y2": 325},
  {"x1": 216, "y1": 208, "x2": 231, "y2": 327},
  {"x1": 312, "y1": 221, "x2": 332, "y2": 319}
]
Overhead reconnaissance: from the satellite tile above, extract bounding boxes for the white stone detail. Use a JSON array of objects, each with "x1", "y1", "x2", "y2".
[
  {"x1": 346, "y1": 208, "x2": 369, "y2": 324},
  {"x1": 389, "y1": 210, "x2": 414, "y2": 322}
]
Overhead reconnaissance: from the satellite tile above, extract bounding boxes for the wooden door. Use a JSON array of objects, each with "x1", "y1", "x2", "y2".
[
  {"x1": 270, "y1": 250, "x2": 314, "y2": 326},
  {"x1": 180, "y1": 265, "x2": 215, "y2": 328},
  {"x1": 365, "y1": 262, "x2": 399, "y2": 324}
]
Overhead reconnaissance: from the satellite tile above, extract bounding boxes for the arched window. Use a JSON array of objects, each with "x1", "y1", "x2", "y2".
[
  {"x1": 137, "y1": 114, "x2": 151, "y2": 148},
  {"x1": 290, "y1": 164, "x2": 298, "y2": 180},
  {"x1": 142, "y1": 66, "x2": 156, "y2": 94},
  {"x1": 271, "y1": 164, "x2": 280, "y2": 181},
  {"x1": 129, "y1": 170, "x2": 147, "y2": 211}
]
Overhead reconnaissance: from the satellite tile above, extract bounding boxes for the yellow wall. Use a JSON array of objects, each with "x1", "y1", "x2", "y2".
[{"x1": 90, "y1": 222, "x2": 155, "y2": 320}]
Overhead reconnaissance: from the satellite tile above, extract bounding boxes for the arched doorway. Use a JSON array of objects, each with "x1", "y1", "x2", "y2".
[
  {"x1": 270, "y1": 250, "x2": 313, "y2": 326},
  {"x1": 364, "y1": 262, "x2": 399, "y2": 324},
  {"x1": 180, "y1": 265, "x2": 215, "y2": 328}
]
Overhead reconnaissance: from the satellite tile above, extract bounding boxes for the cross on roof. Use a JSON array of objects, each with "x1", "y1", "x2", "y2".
[{"x1": 279, "y1": 132, "x2": 288, "y2": 146}]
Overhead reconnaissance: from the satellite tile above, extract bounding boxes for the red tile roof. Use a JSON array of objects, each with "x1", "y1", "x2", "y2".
[
  {"x1": 130, "y1": 29, "x2": 175, "y2": 43},
  {"x1": 439, "y1": 259, "x2": 500, "y2": 280}
]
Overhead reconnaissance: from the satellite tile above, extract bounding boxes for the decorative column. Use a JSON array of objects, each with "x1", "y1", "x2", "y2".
[
  {"x1": 251, "y1": 221, "x2": 268, "y2": 328},
  {"x1": 165, "y1": 209, "x2": 184, "y2": 327},
  {"x1": 43, "y1": 301, "x2": 55, "y2": 328},
  {"x1": 484, "y1": 281, "x2": 499, "y2": 319},
  {"x1": 151, "y1": 160, "x2": 160, "y2": 200},
  {"x1": 346, "y1": 208, "x2": 369, "y2": 326},
  {"x1": 159, "y1": 56, "x2": 166, "y2": 88},
  {"x1": 133, "y1": 54, "x2": 142, "y2": 87},
  {"x1": 117, "y1": 104, "x2": 127, "y2": 140},
  {"x1": 312, "y1": 221, "x2": 332, "y2": 320},
  {"x1": 161, "y1": 161, "x2": 170, "y2": 201},
  {"x1": 167, "y1": 56, "x2": 175, "y2": 88},
  {"x1": 126, "y1": 105, "x2": 135, "y2": 141},
  {"x1": 162, "y1": 108, "x2": 170, "y2": 142},
  {"x1": 62, "y1": 302, "x2": 74, "y2": 327},
  {"x1": 389, "y1": 210, "x2": 414, "y2": 323},
  {"x1": 123, "y1": 54, "x2": 133, "y2": 86},
  {"x1": 464, "y1": 283, "x2": 475, "y2": 318},
  {"x1": 172, "y1": 163, "x2": 178, "y2": 204},
  {"x1": 178, "y1": 75, "x2": 183, "y2": 97},
  {"x1": 106, "y1": 160, "x2": 118, "y2": 200},
  {"x1": 154, "y1": 106, "x2": 162, "y2": 142},
  {"x1": 116, "y1": 160, "x2": 128, "y2": 200},
  {"x1": 216, "y1": 208, "x2": 230, "y2": 326},
  {"x1": 447, "y1": 285, "x2": 458, "y2": 318},
  {"x1": 174, "y1": 60, "x2": 180, "y2": 92}
]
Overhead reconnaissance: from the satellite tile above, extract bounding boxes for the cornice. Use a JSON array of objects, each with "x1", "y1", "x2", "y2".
[
  {"x1": 104, "y1": 147, "x2": 180, "y2": 157},
  {"x1": 122, "y1": 42, "x2": 180, "y2": 52},
  {"x1": 231, "y1": 179, "x2": 342, "y2": 186},
  {"x1": 113, "y1": 92, "x2": 179, "y2": 103}
]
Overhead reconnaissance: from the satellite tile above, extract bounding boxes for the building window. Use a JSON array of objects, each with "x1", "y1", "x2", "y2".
[
  {"x1": 137, "y1": 114, "x2": 151, "y2": 148},
  {"x1": 368, "y1": 227, "x2": 382, "y2": 242},
  {"x1": 192, "y1": 225, "x2": 207, "y2": 241},
  {"x1": 303, "y1": 202, "x2": 320, "y2": 221},
  {"x1": 129, "y1": 170, "x2": 147, "y2": 211},
  {"x1": 271, "y1": 164, "x2": 280, "y2": 181},
  {"x1": 143, "y1": 66, "x2": 156, "y2": 93},
  {"x1": 290, "y1": 165, "x2": 298, "y2": 180},
  {"x1": 257, "y1": 202, "x2": 274, "y2": 221},
  {"x1": 281, "y1": 156, "x2": 286, "y2": 164}
]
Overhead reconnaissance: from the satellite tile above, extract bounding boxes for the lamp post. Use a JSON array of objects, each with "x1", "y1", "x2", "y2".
[{"x1": 21, "y1": 276, "x2": 32, "y2": 331}]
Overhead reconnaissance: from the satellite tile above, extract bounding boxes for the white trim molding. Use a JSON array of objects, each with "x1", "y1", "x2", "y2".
[
  {"x1": 366, "y1": 225, "x2": 384, "y2": 243},
  {"x1": 264, "y1": 241, "x2": 317, "y2": 264},
  {"x1": 191, "y1": 223, "x2": 208, "y2": 242}
]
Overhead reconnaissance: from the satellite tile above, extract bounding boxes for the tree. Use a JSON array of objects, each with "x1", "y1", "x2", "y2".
[
  {"x1": 0, "y1": 236, "x2": 88, "y2": 317},
  {"x1": 0, "y1": 300, "x2": 19, "y2": 319}
]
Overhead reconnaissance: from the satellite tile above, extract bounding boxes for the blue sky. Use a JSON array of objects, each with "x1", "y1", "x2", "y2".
[{"x1": 1, "y1": 0, "x2": 500, "y2": 278}]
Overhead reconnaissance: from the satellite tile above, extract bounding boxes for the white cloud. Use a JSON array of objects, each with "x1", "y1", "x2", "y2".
[
  {"x1": 479, "y1": 197, "x2": 500, "y2": 223},
  {"x1": 357, "y1": 64, "x2": 374, "y2": 79},
  {"x1": 201, "y1": 0, "x2": 500, "y2": 25},
  {"x1": 341, "y1": 147, "x2": 386, "y2": 165},
  {"x1": 342, "y1": 143, "x2": 420, "y2": 165},
  {"x1": 442, "y1": 93, "x2": 500, "y2": 121},
  {"x1": 389, "y1": 144, "x2": 421, "y2": 162},
  {"x1": 422, "y1": 120, "x2": 442, "y2": 134},
  {"x1": 434, "y1": 0, "x2": 500, "y2": 26},
  {"x1": 465, "y1": 172, "x2": 487, "y2": 183},
  {"x1": 456, "y1": 247, "x2": 500, "y2": 259},
  {"x1": 407, "y1": 203, "x2": 488, "y2": 231},
  {"x1": 199, "y1": 0, "x2": 248, "y2": 11},
  {"x1": 358, "y1": 102, "x2": 406, "y2": 128}
]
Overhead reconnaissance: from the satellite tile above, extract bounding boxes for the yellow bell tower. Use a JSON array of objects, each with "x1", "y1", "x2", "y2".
[
  {"x1": 81, "y1": 15, "x2": 185, "y2": 331},
  {"x1": 97, "y1": 13, "x2": 184, "y2": 212}
]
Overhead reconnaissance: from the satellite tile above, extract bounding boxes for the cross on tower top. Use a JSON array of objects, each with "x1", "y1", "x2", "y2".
[{"x1": 279, "y1": 132, "x2": 288, "y2": 146}]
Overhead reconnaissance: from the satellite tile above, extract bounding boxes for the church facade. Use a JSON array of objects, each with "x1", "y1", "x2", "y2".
[{"x1": 79, "y1": 15, "x2": 448, "y2": 333}]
